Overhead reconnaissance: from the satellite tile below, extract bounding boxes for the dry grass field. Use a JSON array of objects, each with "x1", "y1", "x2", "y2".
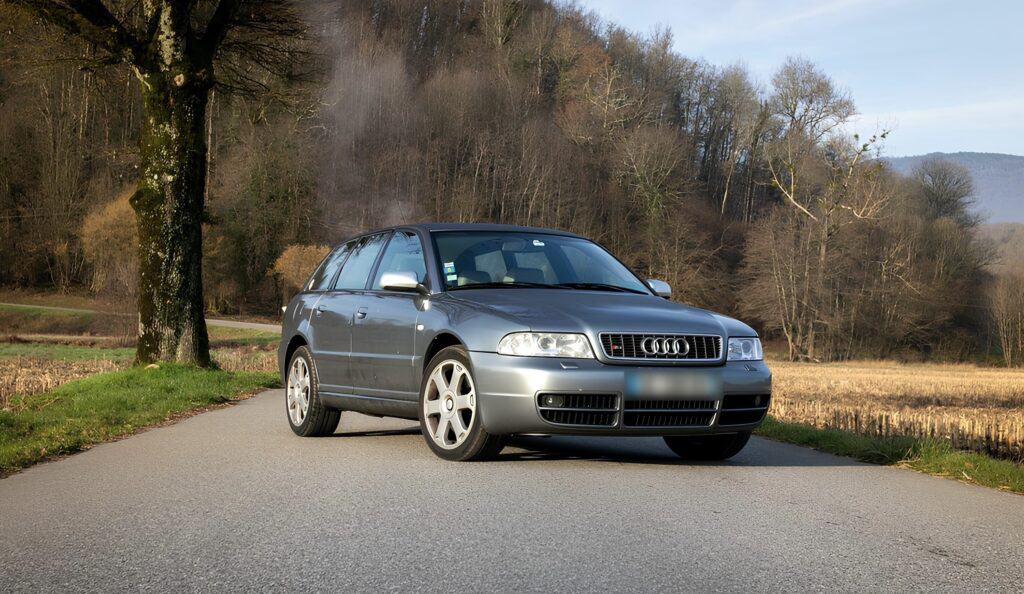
[
  {"x1": 770, "y1": 360, "x2": 1024, "y2": 461},
  {"x1": 0, "y1": 357, "x2": 121, "y2": 411},
  {"x1": 0, "y1": 305, "x2": 277, "y2": 411},
  {"x1": 0, "y1": 345, "x2": 276, "y2": 411}
]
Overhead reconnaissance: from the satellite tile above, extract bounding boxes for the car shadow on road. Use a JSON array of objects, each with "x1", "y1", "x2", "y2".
[
  {"x1": 500, "y1": 435, "x2": 864, "y2": 468},
  {"x1": 328, "y1": 424, "x2": 863, "y2": 467},
  {"x1": 330, "y1": 428, "x2": 421, "y2": 438}
]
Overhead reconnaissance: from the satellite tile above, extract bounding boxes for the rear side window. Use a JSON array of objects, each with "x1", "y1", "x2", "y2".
[
  {"x1": 372, "y1": 232, "x2": 427, "y2": 289},
  {"x1": 334, "y1": 233, "x2": 388, "y2": 290},
  {"x1": 307, "y1": 245, "x2": 350, "y2": 291}
]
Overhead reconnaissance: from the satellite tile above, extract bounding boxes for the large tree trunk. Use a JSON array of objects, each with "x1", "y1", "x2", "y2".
[{"x1": 130, "y1": 67, "x2": 212, "y2": 366}]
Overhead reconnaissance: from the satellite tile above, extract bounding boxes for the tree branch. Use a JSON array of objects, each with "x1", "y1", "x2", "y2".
[
  {"x1": 11, "y1": 0, "x2": 142, "y2": 65},
  {"x1": 198, "y1": 0, "x2": 242, "y2": 60}
]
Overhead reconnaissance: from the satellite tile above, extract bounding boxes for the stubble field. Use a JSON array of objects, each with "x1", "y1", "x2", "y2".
[{"x1": 769, "y1": 360, "x2": 1024, "y2": 460}]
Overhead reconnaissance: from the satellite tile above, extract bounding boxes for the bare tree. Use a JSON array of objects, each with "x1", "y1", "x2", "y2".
[
  {"x1": 913, "y1": 159, "x2": 978, "y2": 227},
  {"x1": 990, "y1": 271, "x2": 1024, "y2": 367},
  {"x1": 6, "y1": 0, "x2": 306, "y2": 366}
]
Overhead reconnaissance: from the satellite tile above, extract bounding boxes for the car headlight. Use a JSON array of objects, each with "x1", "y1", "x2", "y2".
[
  {"x1": 727, "y1": 337, "x2": 763, "y2": 361},
  {"x1": 497, "y1": 332, "x2": 594, "y2": 358}
]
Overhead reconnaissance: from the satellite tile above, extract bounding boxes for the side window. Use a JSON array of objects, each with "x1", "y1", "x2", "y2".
[
  {"x1": 334, "y1": 233, "x2": 388, "y2": 290},
  {"x1": 308, "y1": 245, "x2": 350, "y2": 291},
  {"x1": 372, "y1": 232, "x2": 427, "y2": 289}
]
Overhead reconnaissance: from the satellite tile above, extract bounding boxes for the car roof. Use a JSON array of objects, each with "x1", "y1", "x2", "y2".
[
  {"x1": 333, "y1": 223, "x2": 585, "y2": 246},
  {"x1": 407, "y1": 222, "x2": 583, "y2": 237}
]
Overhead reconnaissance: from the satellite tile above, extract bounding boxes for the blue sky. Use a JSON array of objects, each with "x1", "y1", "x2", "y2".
[{"x1": 581, "y1": 0, "x2": 1024, "y2": 157}]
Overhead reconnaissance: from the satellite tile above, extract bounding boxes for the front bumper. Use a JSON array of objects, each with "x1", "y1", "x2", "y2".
[{"x1": 471, "y1": 352, "x2": 772, "y2": 436}]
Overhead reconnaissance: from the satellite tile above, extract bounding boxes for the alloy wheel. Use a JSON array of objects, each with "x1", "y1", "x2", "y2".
[
  {"x1": 287, "y1": 356, "x2": 311, "y2": 426},
  {"x1": 423, "y1": 359, "x2": 477, "y2": 449}
]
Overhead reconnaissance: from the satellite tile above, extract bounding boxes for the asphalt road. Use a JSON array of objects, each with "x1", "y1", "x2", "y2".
[{"x1": 2, "y1": 390, "x2": 1022, "y2": 592}]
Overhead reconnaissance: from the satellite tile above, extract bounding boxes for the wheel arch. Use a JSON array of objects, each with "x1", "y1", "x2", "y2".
[
  {"x1": 422, "y1": 332, "x2": 464, "y2": 373},
  {"x1": 282, "y1": 334, "x2": 309, "y2": 381}
]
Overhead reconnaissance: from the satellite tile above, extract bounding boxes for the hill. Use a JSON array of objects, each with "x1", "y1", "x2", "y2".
[{"x1": 887, "y1": 152, "x2": 1024, "y2": 223}]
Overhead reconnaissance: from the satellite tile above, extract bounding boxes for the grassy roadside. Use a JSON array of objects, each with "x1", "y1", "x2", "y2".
[
  {"x1": 0, "y1": 342, "x2": 135, "y2": 362},
  {"x1": 0, "y1": 364, "x2": 277, "y2": 475},
  {"x1": 756, "y1": 417, "x2": 1024, "y2": 495}
]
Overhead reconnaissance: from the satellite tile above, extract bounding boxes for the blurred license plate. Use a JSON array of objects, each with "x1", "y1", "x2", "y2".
[{"x1": 625, "y1": 370, "x2": 722, "y2": 398}]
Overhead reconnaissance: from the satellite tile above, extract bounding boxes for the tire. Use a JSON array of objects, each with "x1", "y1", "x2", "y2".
[
  {"x1": 663, "y1": 431, "x2": 751, "y2": 461},
  {"x1": 285, "y1": 346, "x2": 341, "y2": 437},
  {"x1": 418, "y1": 345, "x2": 505, "y2": 461}
]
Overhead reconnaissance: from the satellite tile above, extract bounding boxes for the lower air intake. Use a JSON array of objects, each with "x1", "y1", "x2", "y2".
[
  {"x1": 718, "y1": 394, "x2": 771, "y2": 426},
  {"x1": 537, "y1": 393, "x2": 619, "y2": 427},
  {"x1": 622, "y1": 399, "x2": 717, "y2": 427}
]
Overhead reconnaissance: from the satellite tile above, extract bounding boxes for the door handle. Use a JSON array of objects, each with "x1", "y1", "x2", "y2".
[{"x1": 355, "y1": 307, "x2": 368, "y2": 320}]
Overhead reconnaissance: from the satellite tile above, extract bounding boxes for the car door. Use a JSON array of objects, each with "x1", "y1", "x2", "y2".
[
  {"x1": 349, "y1": 231, "x2": 429, "y2": 400},
  {"x1": 309, "y1": 233, "x2": 388, "y2": 394},
  {"x1": 302, "y1": 242, "x2": 352, "y2": 393}
]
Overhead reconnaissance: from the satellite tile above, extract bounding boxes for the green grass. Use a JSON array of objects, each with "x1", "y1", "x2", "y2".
[
  {"x1": 0, "y1": 303, "x2": 88, "y2": 316},
  {"x1": 207, "y1": 325, "x2": 280, "y2": 346},
  {"x1": 757, "y1": 416, "x2": 1024, "y2": 494},
  {"x1": 0, "y1": 342, "x2": 135, "y2": 362},
  {"x1": 0, "y1": 303, "x2": 118, "y2": 336},
  {"x1": 0, "y1": 364, "x2": 277, "y2": 475}
]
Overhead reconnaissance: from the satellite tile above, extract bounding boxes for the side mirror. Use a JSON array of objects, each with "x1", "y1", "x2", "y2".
[
  {"x1": 381, "y1": 271, "x2": 429, "y2": 295},
  {"x1": 646, "y1": 278, "x2": 671, "y2": 298}
]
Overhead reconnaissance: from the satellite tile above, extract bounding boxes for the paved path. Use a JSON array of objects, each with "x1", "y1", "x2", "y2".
[
  {"x1": 0, "y1": 302, "x2": 280, "y2": 333},
  {"x1": 2, "y1": 390, "x2": 1022, "y2": 592}
]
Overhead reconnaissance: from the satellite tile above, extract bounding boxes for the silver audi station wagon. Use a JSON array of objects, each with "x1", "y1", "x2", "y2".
[{"x1": 279, "y1": 223, "x2": 771, "y2": 461}]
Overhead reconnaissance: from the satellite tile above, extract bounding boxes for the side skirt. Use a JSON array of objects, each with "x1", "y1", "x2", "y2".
[{"x1": 321, "y1": 392, "x2": 419, "y2": 421}]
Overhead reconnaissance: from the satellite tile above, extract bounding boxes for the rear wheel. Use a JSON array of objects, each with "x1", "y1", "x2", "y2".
[
  {"x1": 286, "y1": 346, "x2": 341, "y2": 437},
  {"x1": 418, "y1": 346, "x2": 505, "y2": 461},
  {"x1": 663, "y1": 431, "x2": 751, "y2": 461}
]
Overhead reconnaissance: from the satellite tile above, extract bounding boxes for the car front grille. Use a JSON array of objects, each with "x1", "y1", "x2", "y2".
[
  {"x1": 536, "y1": 393, "x2": 771, "y2": 429},
  {"x1": 622, "y1": 399, "x2": 717, "y2": 427},
  {"x1": 625, "y1": 399, "x2": 716, "y2": 411},
  {"x1": 718, "y1": 394, "x2": 771, "y2": 426},
  {"x1": 599, "y1": 333, "x2": 722, "y2": 361},
  {"x1": 537, "y1": 393, "x2": 618, "y2": 427}
]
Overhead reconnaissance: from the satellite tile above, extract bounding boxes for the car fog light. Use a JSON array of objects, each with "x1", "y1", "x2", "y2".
[{"x1": 541, "y1": 394, "x2": 565, "y2": 408}]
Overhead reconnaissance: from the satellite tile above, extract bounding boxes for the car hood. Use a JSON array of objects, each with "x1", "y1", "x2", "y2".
[{"x1": 444, "y1": 289, "x2": 754, "y2": 337}]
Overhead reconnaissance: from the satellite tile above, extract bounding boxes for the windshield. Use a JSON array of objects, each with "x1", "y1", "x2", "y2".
[{"x1": 431, "y1": 231, "x2": 652, "y2": 294}]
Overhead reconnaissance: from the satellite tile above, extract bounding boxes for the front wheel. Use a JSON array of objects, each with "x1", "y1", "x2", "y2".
[
  {"x1": 418, "y1": 346, "x2": 505, "y2": 461},
  {"x1": 663, "y1": 431, "x2": 751, "y2": 461}
]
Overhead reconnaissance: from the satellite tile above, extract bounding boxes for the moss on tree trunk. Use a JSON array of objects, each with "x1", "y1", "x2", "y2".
[{"x1": 130, "y1": 69, "x2": 211, "y2": 367}]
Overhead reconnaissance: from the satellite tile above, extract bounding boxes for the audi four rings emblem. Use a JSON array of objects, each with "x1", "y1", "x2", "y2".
[{"x1": 641, "y1": 337, "x2": 691, "y2": 356}]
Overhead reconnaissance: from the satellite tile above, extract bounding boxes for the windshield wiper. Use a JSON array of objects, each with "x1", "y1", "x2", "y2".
[
  {"x1": 448, "y1": 281, "x2": 567, "y2": 291},
  {"x1": 554, "y1": 282, "x2": 648, "y2": 295}
]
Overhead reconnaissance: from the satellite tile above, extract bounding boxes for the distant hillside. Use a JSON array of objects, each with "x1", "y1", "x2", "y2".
[
  {"x1": 887, "y1": 152, "x2": 1024, "y2": 223},
  {"x1": 979, "y1": 223, "x2": 1024, "y2": 273}
]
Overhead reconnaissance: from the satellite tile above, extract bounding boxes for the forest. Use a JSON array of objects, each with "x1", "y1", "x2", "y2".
[{"x1": 0, "y1": 0, "x2": 1021, "y2": 364}]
